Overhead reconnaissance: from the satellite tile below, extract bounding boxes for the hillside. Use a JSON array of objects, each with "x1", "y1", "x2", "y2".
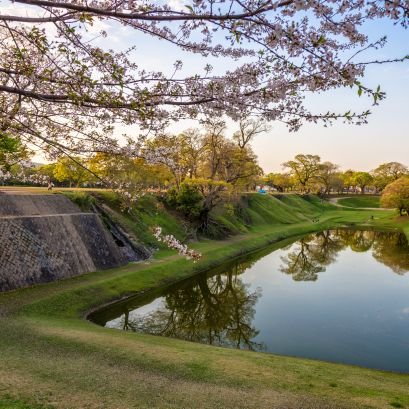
[{"x1": 87, "y1": 191, "x2": 333, "y2": 248}]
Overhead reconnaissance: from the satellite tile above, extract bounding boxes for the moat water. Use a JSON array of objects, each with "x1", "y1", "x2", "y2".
[{"x1": 90, "y1": 230, "x2": 409, "y2": 372}]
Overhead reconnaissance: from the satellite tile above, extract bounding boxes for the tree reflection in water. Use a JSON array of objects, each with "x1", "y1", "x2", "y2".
[
  {"x1": 120, "y1": 261, "x2": 263, "y2": 351},
  {"x1": 372, "y1": 231, "x2": 409, "y2": 274},
  {"x1": 114, "y1": 229, "x2": 409, "y2": 349},
  {"x1": 280, "y1": 230, "x2": 345, "y2": 281},
  {"x1": 281, "y1": 229, "x2": 409, "y2": 281}
]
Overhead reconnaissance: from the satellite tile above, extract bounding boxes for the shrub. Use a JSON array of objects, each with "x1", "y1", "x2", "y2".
[
  {"x1": 381, "y1": 177, "x2": 409, "y2": 216},
  {"x1": 63, "y1": 191, "x2": 95, "y2": 211},
  {"x1": 165, "y1": 183, "x2": 203, "y2": 220}
]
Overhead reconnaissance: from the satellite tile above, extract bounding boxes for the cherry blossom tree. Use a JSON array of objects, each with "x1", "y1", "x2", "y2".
[{"x1": 0, "y1": 0, "x2": 408, "y2": 161}]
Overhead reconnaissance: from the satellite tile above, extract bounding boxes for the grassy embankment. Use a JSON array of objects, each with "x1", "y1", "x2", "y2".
[
  {"x1": 337, "y1": 195, "x2": 381, "y2": 209},
  {"x1": 1, "y1": 191, "x2": 409, "y2": 409}
]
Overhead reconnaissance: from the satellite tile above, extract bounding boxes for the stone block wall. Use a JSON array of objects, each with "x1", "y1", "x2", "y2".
[{"x1": 0, "y1": 194, "x2": 127, "y2": 291}]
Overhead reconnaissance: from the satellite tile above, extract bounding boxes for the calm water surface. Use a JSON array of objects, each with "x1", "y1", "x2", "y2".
[{"x1": 90, "y1": 230, "x2": 409, "y2": 372}]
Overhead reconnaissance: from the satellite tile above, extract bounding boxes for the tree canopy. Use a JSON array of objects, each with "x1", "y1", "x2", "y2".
[
  {"x1": 373, "y1": 162, "x2": 408, "y2": 191},
  {"x1": 352, "y1": 171, "x2": 373, "y2": 194},
  {"x1": 381, "y1": 177, "x2": 409, "y2": 215},
  {"x1": 152, "y1": 124, "x2": 262, "y2": 234},
  {"x1": 0, "y1": 133, "x2": 31, "y2": 172},
  {"x1": 53, "y1": 156, "x2": 90, "y2": 187},
  {"x1": 282, "y1": 154, "x2": 321, "y2": 191}
]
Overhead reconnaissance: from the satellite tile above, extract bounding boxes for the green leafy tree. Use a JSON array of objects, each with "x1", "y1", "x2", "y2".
[
  {"x1": 282, "y1": 154, "x2": 321, "y2": 192},
  {"x1": 373, "y1": 162, "x2": 408, "y2": 192},
  {"x1": 179, "y1": 129, "x2": 208, "y2": 180},
  {"x1": 263, "y1": 173, "x2": 293, "y2": 192},
  {"x1": 330, "y1": 173, "x2": 345, "y2": 194},
  {"x1": 168, "y1": 178, "x2": 232, "y2": 235},
  {"x1": 155, "y1": 125, "x2": 262, "y2": 234},
  {"x1": 88, "y1": 153, "x2": 172, "y2": 190},
  {"x1": 317, "y1": 161, "x2": 340, "y2": 194},
  {"x1": 341, "y1": 170, "x2": 357, "y2": 193},
  {"x1": 0, "y1": 133, "x2": 31, "y2": 172},
  {"x1": 166, "y1": 182, "x2": 203, "y2": 220},
  {"x1": 34, "y1": 163, "x2": 57, "y2": 182},
  {"x1": 381, "y1": 177, "x2": 409, "y2": 216},
  {"x1": 53, "y1": 157, "x2": 91, "y2": 187},
  {"x1": 352, "y1": 171, "x2": 373, "y2": 194}
]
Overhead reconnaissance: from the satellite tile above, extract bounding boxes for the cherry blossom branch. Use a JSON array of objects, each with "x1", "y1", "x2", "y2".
[
  {"x1": 0, "y1": 13, "x2": 76, "y2": 23},
  {"x1": 153, "y1": 227, "x2": 202, "y2": 262}
]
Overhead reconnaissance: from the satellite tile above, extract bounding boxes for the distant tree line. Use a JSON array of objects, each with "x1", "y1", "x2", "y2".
[
  {"x1": 3, "y1": 134, "x2": 409, "y2": 217},
  {"x1": 262, "y1": 154, "x2": 409, "y2": 196}
]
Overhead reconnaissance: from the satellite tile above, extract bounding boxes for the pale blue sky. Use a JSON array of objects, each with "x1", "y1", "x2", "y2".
[{"x1": 253, "y1": 58, "x2": 409, "y2": 173}]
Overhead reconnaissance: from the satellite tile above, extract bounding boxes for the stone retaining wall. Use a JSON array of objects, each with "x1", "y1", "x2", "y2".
[{"x1": 0, "y1": 194, "x2": 127, "y2": 291}]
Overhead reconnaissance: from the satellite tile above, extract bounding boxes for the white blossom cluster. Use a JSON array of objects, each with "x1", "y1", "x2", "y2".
[
  {"x1": 0, "y1": 169, "x2": 49, "y2": 186},
  {"x1": 153, "y1": 227, "x2": 202, "y2": 262},
  {"x1": 107, "y1": 179, "x2": 146, "y2": 211}
]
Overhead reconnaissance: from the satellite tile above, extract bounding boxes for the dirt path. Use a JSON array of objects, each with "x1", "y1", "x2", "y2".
[
  {"x1": 0, "y1": 212, "x2": 92, "y2": 220},
  {"x1": 0, "y1": 188, "x2": 52, "y2": 195},
  {"x1": 327, "y1": 197, "x2": 390, "y2": 211}
]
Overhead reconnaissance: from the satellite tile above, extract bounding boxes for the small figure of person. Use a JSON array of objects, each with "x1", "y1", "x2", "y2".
[{"x1": 47, "y1": 179, "x2": 53, "y2": 191}]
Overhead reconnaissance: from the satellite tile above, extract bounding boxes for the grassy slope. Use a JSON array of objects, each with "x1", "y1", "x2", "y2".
[
  {"x1": 92, "y1": 191, "x2": 188, "y2": 246},
  {"x1": 337, "y1": 196, "x2": 381, "y2": 209},
  {"x1": 1, "y1": 192, "x2": 409, "y2": 409}
]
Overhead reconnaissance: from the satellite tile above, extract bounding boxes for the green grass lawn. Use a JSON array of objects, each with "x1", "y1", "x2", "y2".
[
  {"x1": 337, "y1": 195, "x2": 381, "y2": 208},
  {"x1": 1, "y1": 194, "x2": 409, "y2": 409}
]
